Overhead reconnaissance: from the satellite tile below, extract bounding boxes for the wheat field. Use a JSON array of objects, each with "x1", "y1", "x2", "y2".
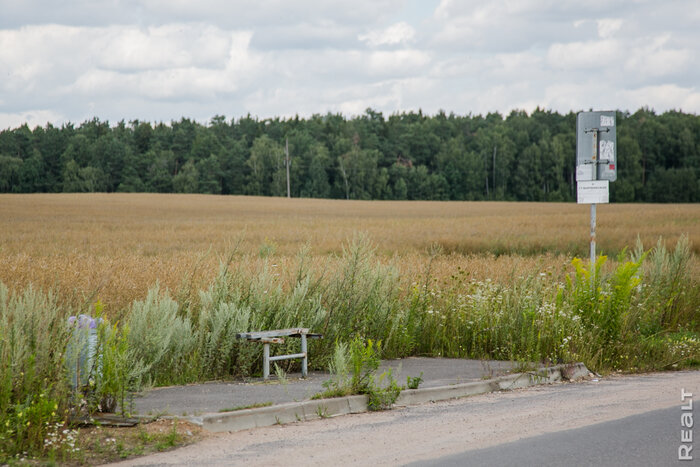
[{"x1": 1, "y1": 193, "x2": 698, "y2": 313}]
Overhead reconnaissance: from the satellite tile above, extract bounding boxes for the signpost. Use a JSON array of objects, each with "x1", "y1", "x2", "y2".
[{"x1": 576, "y1": 111, "x2": 616, "y2": 269}]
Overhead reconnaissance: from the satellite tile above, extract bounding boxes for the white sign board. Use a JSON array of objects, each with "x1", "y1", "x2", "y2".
[
  {"x1": 576, "y1": 164, "x2": 595, "y2": 181},
  {"x1": 577, "y1": 180, "x2": 609, "y2": 204}
]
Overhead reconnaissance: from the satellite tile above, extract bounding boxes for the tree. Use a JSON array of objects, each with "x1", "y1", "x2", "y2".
[
  {"x1": 219, "y1": 139, "x2": 249, "y2": 195},
  {"x1": 91, "y1": 134, "x2": 129, "y2": 191},
  {"x1": 172, "y1": 160, "x2": 199, "y2": 193},
  {"x1": 18, "y1": 149, "x2": 46, "y2": 193},
  {"x1": 62, "y1": 159, "x2": 82, "y2": 192},
  {"x1": 61, "y1": 159, "x2": 107, "y2": 192},
  {"x1": 0, "y1": 155, "x2": 22, "y2": 192},
  {"x1": 246, "y1": 135, "x2": 284, "y2": 196},
  {"x1": 146, "y1": 150, "x2": 175, "y2": 193},
  {"x1": 301, "y1": 143, "x2": 331, "y2": 198},
  {"x1": 197, "y1": 155, "x2": 223, "y2": 194},
  {"x1": 393, "y1": 177, "x2": 407, "y2": 200},
  {"x1": 335, "y1": 147, "x2": 382, "y2": 200},
  {"x1": 0, "y1": 107, "x2": 697, "y2": 202}
]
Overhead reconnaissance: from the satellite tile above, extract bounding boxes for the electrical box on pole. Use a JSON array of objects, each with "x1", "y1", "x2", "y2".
[
  {"x1": 576, "y1": 111, "x2": 617, "y2": 269},
  {"x1": 576, "y1": 111, "x2": 617, "y2": 183}
]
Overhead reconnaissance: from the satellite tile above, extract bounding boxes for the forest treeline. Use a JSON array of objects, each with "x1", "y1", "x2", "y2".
[{"x1": 0, "y1": 107, "x2": 698, "y2": 202}]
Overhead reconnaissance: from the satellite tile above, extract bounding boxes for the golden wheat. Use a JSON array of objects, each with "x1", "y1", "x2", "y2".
[{"x1": 1, "y1": 193, "x2": 697, "y2": 313}]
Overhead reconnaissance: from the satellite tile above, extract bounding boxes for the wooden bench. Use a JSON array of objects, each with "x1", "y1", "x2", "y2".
[{"x1": 236, "y1": 328, "x2": 323, "y2": 380}]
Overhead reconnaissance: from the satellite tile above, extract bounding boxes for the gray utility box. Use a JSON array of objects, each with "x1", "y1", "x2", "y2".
[
  {"x1": 576, "y1": 111, "x2": 617, "y2": 182},
  {"x1": 66, "y1": 315, "x2": 102, "y2": 390}
]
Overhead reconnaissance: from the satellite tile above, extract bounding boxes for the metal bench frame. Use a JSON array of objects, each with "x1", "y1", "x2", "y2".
[{"x1": 236, "y1": 328, "x2": 322, "y2": 380}]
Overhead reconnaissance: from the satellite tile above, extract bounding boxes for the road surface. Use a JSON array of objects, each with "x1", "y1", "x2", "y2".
[{"x1": 109, "y1": 370, "x2": 698, "y2": 466}]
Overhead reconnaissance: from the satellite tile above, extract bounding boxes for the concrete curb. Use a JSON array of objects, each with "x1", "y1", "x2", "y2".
[{"x1": 192, "y1": 362, "x2": 589, "y2": 433}]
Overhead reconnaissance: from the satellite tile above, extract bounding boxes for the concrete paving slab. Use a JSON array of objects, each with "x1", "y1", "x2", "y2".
[
  {"x1": 195, "y1": 363, "x2": 590, "y2": 433},
  {"x1": 129, "y1": 358, "x2": 522, "y2": 417}
]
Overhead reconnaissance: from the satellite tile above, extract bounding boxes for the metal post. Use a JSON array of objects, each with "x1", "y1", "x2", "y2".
[
  {"x1": 590, "y1": 203, "x2": 596, "y2": 269},
  {"x1": 590, "y1": 130, "x2": 598, "y2": 279},
  {"x1": 285, "y1": 138, "x2": 291, "y2": 198},
  {"x1": 263, "y1": 343, "x2": 270, "y2": 380},
  {"x1": 492, "y1": 145, "x2": 497, "y2": 197},
  {"x1": 301, "y1": 334, "x2": 308, "y2": 378}
]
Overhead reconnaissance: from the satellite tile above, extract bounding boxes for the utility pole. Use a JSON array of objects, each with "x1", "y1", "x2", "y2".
[
  {"x1": 492, "y1": 145, "x2": 497, "y2": 198},
  {"x1": 576, "y1": 111, "x2": 616, "y2": 282},
  {"x1": 590, "y1": 130, "x2": 597, "y2": 269},
  {"x1": 285, "y1": 138, "x2": 290, "y2": 198},
  {"x1": 583, "y1": 126, "x2": 609, "y2": 270},
  {"x1": 485, "y1": 150, "x2": 489, "y2": 198}
]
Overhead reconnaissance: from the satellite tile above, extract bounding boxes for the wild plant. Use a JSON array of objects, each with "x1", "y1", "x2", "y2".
[
  {"x1": 92, "y1": 322, "x2": 147, "y2": 415},
  {"x1": 643, "y1": 235, "x2": 696, "y2": 331},
  {"x1": 0, "y1": 283, "x2": 71, "y2": 460},
  {"x1": 321, "y1": 233, "x2": 400, "y2": 348},
  {"x1": 315, "y1": 337, "x2": 401, "y2": 409},
  {"x1": 367, "y1": 369, "x2": 402, "y2": 411},
  {"x1": 405, "y1": 372, "x2": 423, "y2": 390},
  {"x1": 315, "y1": 341, "x2": 352, "y2": 398},
  {"x1": 126, "y1": 284, "x2": 196, "y2": 386}
]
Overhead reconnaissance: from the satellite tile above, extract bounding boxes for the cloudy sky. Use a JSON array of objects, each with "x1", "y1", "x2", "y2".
[{"x1": 1, "y1": 0, "x2": 698, "y2": 129}]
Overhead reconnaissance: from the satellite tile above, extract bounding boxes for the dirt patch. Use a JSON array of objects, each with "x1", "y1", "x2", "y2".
[{"x1": 65, "y1": 419, "x2": 208, "y2": 465}]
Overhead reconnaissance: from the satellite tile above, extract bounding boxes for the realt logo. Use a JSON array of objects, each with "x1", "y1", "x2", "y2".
[{"x1": 679, "y1": 388, "x2": 694, "y2": 461}]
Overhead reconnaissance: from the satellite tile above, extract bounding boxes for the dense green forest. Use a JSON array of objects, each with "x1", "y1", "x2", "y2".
[{"x1": 0, "y1": 108, "x2": 698, "y2": 202}]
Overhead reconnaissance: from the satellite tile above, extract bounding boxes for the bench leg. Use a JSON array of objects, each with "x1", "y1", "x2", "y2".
[
  {"x1": 263, "y1": 343, "x2": 270, "y2": 380},
  {"x1": 301, "y1": 334, "x2": 308, "y2": 378}
]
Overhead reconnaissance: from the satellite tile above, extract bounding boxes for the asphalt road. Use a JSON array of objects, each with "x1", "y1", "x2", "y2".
[
  {"x1": 110, "y1": 371, "x2": 699, "y2": 466},
  {"x1": 416, "y1": 406, "x2": 682, "y2": 467}
]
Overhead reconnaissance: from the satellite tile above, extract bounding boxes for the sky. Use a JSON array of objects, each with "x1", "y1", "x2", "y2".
[{"x1": 1, "y1": 0, "x2": 699, "y2": 129}]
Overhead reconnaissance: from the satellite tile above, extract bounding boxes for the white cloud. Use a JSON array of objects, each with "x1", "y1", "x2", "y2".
[
  {"x1": 624, "y1": 35, "x2": 692, "y2": 79},
  {"x1": 1, "y1": 24, "x2": 258, "y2": 101},
  {"x1": 597, "y1": 18, "x2": 623, "y2": 39},
  {"x1": 366, "y1": 50, "x2": 431, "y2": 76},
  {"x1": 490, "y1": 51, "x2": 545, "y2": 78},
  {"x1": 1, "y1": 0, "x2": 699, "y2": 129},
  {"x1": 0, "y1": 109, "x2": 65, "y2": 130},
  {"x1": 96, "y1": 25, "x2": 234, "y2": 71},
  {"x1": 547, "y1": 39, "x2": 622, "y2": 70},
  {"x1": 359, "y1": 22, "x2": 415, "y2": 47},
  {"x1": 620, "y1": 84, "x2": 700, "y2": 112}
]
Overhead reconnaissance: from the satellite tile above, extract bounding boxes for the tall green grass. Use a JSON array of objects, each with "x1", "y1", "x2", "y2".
[
  {"x1": 1, "y1": 234, "x2": 698, "y2": 461},
  {"x1": 0, "y1": 285, "x2": 71, "y2": 460}
]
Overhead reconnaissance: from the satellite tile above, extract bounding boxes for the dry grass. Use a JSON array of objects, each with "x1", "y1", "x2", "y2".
[{"x1": 1, "y1": 193, "x2": 698, "y2": 314}]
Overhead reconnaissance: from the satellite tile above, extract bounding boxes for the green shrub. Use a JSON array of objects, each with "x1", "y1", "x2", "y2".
[
  {"x1": 316, "y1": 338, "x2": 402, "y2": 410},
  {"x1": 92, "y1": 323, "x2": 148, "y2": 415},
  {"x1": 126, "y1": 285, "x2": 195, "y2": 386},
  {"x1": 0, "y1": 284, "x2": 72, "y2": 461}
]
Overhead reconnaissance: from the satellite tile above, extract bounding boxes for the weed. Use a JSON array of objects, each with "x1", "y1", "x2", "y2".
[
  {"x1": 156, "y1": 423, "x2": 179, "y2": 451},
  {"x1": 367, "y1": 369, "x2": 402, "y2": 411},
  {"x1": 315, "y1": 406, "x2": 329, "y2": 419},
  {"x1": 406, "y1": 372, "x2": 423, "y2": 390},
  {"x1": 315, "y1": 338, "x2": 403, "y2": 410},
  {"x1": 274, "y1": 364, "x2": 288, "y2": 387}
]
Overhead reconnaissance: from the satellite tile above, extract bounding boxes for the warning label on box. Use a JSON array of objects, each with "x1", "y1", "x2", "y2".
[{"x1": 577, "y1": 180, "x2": 609, "y2": 204}]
